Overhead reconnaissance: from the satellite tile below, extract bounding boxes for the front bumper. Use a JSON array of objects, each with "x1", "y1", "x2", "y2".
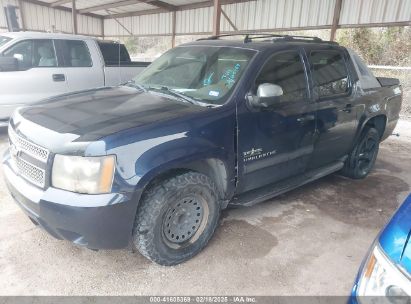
[{"x1": 3, "y1": 153, "x2": 139, "y2": 250}]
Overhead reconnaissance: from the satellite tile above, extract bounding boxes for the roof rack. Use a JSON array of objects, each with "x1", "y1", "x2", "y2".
[{"x1": 197, "y1": 33, "x2": 338, "y2": 45}]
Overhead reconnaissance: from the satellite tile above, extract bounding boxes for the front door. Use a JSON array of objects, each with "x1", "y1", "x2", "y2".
[
  {"x1": 0, "y1": 39, "x2": 68, "y2": 106},
  {"x1": 237, "y1": 49, "x2": 316, "y2": 193}
]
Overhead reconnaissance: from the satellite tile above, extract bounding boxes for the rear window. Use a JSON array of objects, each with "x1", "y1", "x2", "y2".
[
  {"x1": 0, "y1": 36, "x2": 11, "y2": 47},
  {"x1": 309, "y1": 50, "x2": 349, "y2": 98},
  {"x1": 57, "y1": 40, "x2": 92, "y2": 67},
  {"x1": 98, "y1": 42, "x2": 131, "y2": 65}
]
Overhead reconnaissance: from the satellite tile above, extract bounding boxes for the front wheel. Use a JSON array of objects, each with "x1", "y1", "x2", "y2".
[
  {"x1": 341, "y1": 127, "x2": 380, "y2": 179},
  {"x1": 133, "y1": 172, "x2": 221, "y2": 266}
]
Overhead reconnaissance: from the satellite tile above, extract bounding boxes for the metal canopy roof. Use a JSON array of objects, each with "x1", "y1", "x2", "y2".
[
  {"x1": 20, "y1": 0, "x2": 237, "y2": 18},
  {"x1": 1, "y1": 0, "x2": 411, "y2": 40}
]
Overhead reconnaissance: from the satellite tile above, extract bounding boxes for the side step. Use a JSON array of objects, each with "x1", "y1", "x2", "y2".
[{"x1": 230, "y1": 160, "x2": 345, "y2": 207}]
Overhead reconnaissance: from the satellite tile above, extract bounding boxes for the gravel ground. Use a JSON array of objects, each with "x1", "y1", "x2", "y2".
[{"x1": 0, "y1": 120, "x2": 410, "y2": 296}]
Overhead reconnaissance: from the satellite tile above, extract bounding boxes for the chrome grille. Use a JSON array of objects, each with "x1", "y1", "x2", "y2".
[
  {"x1": 11, "y1": 154, "x2": 46, "y2": 187},
  {"x1": 8, "y1": 127, "x2": 49, "y2": 161},
  {"x1": 8, "y1": 127, "x2": 49, "y2": 188}
]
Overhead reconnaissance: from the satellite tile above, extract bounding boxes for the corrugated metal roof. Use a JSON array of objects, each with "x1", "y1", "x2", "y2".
[{"x1": 1, "y1": 0, "x2": 410, "y2": 37}]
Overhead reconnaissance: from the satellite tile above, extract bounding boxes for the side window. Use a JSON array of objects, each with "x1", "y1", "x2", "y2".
[
  {"x1": 3, "y1": 40, "x2": 33, "y2": 70},
  {"x1": 2, "y1": 39, "x2": 57, "y2": 70},
  {"x1": 256, "y1": 51, "x2": 308, "y2": 103},
  {"x1": 310, "y1": 51, "x2": 349, "y2": 98},
  {"x1": 98, "y1": 42, "x2": 130, "y2": 65},
  {"x1": 58, "y1": 40, "x2": 92, "y2": 67}
]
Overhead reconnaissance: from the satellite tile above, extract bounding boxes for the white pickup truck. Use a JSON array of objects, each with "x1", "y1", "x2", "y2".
[{"x1": 0, "y1": 32, "x2": 150, "y2": 126}]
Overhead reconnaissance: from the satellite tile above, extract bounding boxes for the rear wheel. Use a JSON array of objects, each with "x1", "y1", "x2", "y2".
[
  {"x1": 341, "y1": 127, "x2": 380, "y2": 179},
  {"x1": 133, "y1": 172, "x2": 220, "y2": 266}
]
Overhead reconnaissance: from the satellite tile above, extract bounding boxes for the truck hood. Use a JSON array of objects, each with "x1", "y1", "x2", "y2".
[
  {"x1": 14, "y1": 86, "x2": 205, "y2": 143},
  {"x1": 379, "y1": 194, "x2": 411, "y2": 275}
]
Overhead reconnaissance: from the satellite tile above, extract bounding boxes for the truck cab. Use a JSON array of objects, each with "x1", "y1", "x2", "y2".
[
  {"x1": 2, "y1": 34, "x2": 403, "y2": 266},
  {"x1": 0, "y1": 32, "x2": 149, "y2": 126}
]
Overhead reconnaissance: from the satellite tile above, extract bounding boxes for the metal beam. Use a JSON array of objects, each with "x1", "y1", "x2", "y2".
[
  {"x1": 178, "y1": 0, "x2": 254, "y2": 11},
  {"x1": 106, "y1": 10, "x2": 133, "y2": 35},
  {"x1": 212, "y1": 0, "x2": 221, "y2": 36},
  {"x1": 104, "y1": 8, "x2": 165, "y2": 19},
  {"x1": 22, "y1": 0, "x2": 103, "y2": 19},
  {"x1": 221, "y1": 8, "x2": 238, "y2": 31},
  {"x1": 80, "y1": 0, "x2": 176, "y2": 14},
  {"x1": 71, "y1": 0, "x2": 77, "y2": 34},
  {"x1": 51, "y1": 0, "x2": 71, "y2": 7},
  {"x1": 79, "y1": 0, "x2": 140, "y2": 14},
  {"x1": 144, "y1": 0, "x2": 177, "y2": 11},
  {"x1": 330, "y1": 0, "x2": 342, "y2": 41},
  {"x1": 103, "y1": 0, "x2": 255, "y2": 19}
]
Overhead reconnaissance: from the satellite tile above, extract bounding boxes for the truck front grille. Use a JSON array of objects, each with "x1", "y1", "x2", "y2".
[
  {"x1": 11, "y1": 154, "x2": 46, "y2": 187},
  {"x1": 8, "y1": 127, "x2": 49, "y2": 188},
  {"x1": 8, "y1": 127, "x2": 49, "y2": 161}
]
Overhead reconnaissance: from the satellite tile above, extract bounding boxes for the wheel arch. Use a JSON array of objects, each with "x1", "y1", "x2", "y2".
[
  {"x1": 363, "y1": 114, "x2": 387, "y2": 139},
  {"x1": 353, "y1": 114, "x2": 387, "y2": 147},
  {"x1": 136, "y1": 157, "x2": 231, "y2": 207}
]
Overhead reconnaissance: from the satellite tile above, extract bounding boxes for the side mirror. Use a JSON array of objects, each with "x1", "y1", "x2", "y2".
[
  {"x1": 0, "y1": 57, "x2": 19, "y2": 72},
  {"x1": 247, "y1": 83, "x2": 284, "y2": 108},
  {"x1": 13, "y1": 54, "x2": 24, "y2": 61}
]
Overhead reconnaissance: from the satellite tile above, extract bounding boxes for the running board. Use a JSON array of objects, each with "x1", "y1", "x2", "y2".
[{"x1": 229, "y1": 160, "x2": 345, "y2": 207}]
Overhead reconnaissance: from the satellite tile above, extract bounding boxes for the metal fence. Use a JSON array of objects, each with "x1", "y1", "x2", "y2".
[{"x1": 370, "y1": 66, "x2": 411, "y2": 118}]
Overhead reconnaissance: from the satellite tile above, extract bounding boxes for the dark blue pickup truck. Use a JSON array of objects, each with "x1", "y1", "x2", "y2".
[{"x1": 3, "y1": 34, "x2": 402, "y2": 265}]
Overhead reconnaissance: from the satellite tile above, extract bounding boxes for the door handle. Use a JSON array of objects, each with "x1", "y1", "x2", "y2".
[
  {"x1": 297, "y1": 114, "x2": 315, "y2": 123},
  {"x1": 342, "y1": 104, "x2": 352, "y2": 113},
  {"x1": 52, "y1": 74, "x2": 66, "y2": 82}
]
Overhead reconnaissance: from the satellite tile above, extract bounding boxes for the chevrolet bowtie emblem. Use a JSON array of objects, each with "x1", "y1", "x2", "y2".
[{"x1": 10, "y1": 143, "x2": 20, "y2": 158}]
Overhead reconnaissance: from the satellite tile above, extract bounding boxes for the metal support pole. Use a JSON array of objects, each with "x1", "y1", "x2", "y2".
[
  {"x1": 101, "y1": 18, "x2": 105, "y2": 39},
  {"x1": 212, "y1": 0, "x2": 221, "y2": 36},
  {"x1": 17, "y1": 0, "x2": 26, "y2": 31},
  {"x1": 71, "y1": 0, "x2": 78, "y2": 34},
  {"x1": 171, "y1": 10, "x2": 176, "y2": 47},
  {"x1": 330, "y1": 0, "x2": 342, "y2": 41}
]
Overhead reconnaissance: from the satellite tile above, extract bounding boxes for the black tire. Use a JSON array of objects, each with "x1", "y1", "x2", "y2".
[
  {"x1": 341, "y1": 127, "x2": 380, "y2": 179},
  {"x1": 133, "y1": 172, "x2": 221, "y2": 266}
]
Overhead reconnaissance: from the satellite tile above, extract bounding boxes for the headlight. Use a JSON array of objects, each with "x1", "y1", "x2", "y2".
[
  {"x1": 357, "y1": 245, "x2": 411, "y2": 302},
  {"x1": 52, "y1": 155, "x2": 115, "y2": 194}
]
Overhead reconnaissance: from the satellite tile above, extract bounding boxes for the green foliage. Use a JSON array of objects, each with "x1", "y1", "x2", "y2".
[{"x1": 337, "y1": 27, "x2": 411, "y2": 66}]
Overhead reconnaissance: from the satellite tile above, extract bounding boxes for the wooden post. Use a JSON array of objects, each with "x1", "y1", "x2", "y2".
[
  {"x1": 171, "y1": 10, "x2": 176, "y2": 47},
  {"x1": 330, "y1": 0, "x2": 342, "y2": 41},
  {"x1": 212, "y1": 0, "x2": 221, "y2": 36},
  {"x1": 72, "y1": 0, "x2": 78, "y2": 34}
]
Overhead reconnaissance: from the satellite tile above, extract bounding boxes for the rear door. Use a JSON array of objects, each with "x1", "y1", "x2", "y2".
[
  {"x1": 0, "y1": 38, "x2": 68, "y2": 106},
  {"x1": 305, "y1": 46, "x2": 360, "y2": 169},
  {"x1": 237, "y1": 49, "x2": 317, "y2": 193},
  {"x1": 54, "y1": 39, "x2": 104, "y2": 92}
]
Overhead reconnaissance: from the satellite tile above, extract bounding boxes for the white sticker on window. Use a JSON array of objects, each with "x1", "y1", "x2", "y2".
[{"x1": 209, "y1": 90, "x2": 220, "y2": 97}]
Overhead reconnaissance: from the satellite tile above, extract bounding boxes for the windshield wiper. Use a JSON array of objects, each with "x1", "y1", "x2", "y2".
[
  {"x1": 125, "y1": 80, "x2": 147, "y2": 92},
  {"x1": 150, "y1": 86, "x2": 199, "y2": 105}
]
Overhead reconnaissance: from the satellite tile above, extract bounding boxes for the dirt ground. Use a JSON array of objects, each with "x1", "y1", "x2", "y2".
[{"x1": 0, "y1": 120, "x2": 410, "y2": 296}]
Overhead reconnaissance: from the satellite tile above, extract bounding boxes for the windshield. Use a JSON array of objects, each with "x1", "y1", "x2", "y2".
[
  {"x1": 0, "y1": 36, "x2": 11, "y2": 48},
  {"x1": 133, "y1": 46, "x2": 256, "y2": 105}
]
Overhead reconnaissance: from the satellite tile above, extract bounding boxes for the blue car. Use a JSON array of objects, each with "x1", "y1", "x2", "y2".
[{"x1": 351, "y1": 194, "x2": 411, "y2": 301}]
